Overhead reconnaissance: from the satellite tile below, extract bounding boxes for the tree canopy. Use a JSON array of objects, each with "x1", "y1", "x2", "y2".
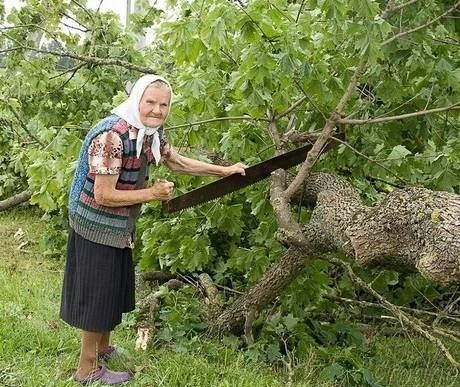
[{"x1": 1, "y1": 0, "x2": 459, "y2": 380}]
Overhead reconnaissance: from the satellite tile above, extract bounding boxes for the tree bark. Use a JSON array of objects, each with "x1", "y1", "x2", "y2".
[
  {"x1": 209, "y1": 248, "x2": 308, "y2": 335},
  {"x1": 299, "y1": 173, "x2": 460, "y2": 285}
]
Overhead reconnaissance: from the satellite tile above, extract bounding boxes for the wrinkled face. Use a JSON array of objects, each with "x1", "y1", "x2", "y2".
[{"x1": 138, "y1": 85, "x2": 171, "y2": 127}]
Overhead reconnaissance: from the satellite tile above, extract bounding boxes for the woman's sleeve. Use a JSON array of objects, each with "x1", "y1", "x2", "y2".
[
  {"x1": 160, "y1": 135, "x2": 172, "y2": 162},
  {"x1": 88, "y1": 131, "x2": 123, "y2": 174}
]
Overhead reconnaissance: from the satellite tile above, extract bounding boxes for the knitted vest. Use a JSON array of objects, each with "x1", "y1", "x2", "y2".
[{"x1": 69, "y1": 117, "x2": 162, "y2": 248}]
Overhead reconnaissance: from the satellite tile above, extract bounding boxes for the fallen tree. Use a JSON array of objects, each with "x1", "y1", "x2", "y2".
[{"x1": 208, "y1": 172, "x2": 460, "y2": 335}]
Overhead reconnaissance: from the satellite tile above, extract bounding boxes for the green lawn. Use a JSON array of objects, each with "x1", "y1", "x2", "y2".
[{"x1": 0, "y1": 207, "x2": 459, "y2": 386}]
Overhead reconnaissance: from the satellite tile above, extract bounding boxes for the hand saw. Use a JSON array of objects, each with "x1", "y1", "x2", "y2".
[{"x1": 162, "y1": 138, "x2": 339, "y2": 214}]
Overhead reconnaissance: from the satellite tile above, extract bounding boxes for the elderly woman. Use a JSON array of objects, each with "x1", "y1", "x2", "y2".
[{"x1": 61, "y1": 75, "x2": 246, "y2": 385}]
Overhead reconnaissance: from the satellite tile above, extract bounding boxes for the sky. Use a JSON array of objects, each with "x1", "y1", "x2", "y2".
[
  {"x1": 4, "y1": 1, "x2": 128, "y2": 23},
  {"x1": 3, "y1": 1, "x2": 166, "y2": 46}
]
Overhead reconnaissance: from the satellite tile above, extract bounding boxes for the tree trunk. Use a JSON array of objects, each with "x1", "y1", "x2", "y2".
[
  {"x1": 209, "y1": 248, "x2": 307, "y2": 335},
  {"x1": 301, "y1": 174, "x2": 460, "y2": 285}
]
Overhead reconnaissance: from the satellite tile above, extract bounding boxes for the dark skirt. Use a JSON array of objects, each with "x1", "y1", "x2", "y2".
[{"x1": 60, "y1": 228, "x2": 135, "y2": 332}]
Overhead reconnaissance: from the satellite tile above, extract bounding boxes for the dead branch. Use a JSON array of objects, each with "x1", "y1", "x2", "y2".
[
  {"x1": 324, "y1": 294, "x2": 460, "y2": 324},
  {"x1": 338, "y1": 103, "x2": 460, "y2": 125},
  {"x1": 0, "y1": 190, "x2": 32, "y2": 211},
  {"x1": 326, "y1": 256, "x2": 460, "y2": 369}
]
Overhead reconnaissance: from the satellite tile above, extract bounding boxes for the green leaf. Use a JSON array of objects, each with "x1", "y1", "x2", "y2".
[
  {"x1": 283, "y1": 314, "x2": 299, "y2": 330},
  {"x1": 321, "y1": 363, "x2": 345, "y2": 380},
  {"x1": 387, "y1": 145, "x2": 412, "y2": 166}
]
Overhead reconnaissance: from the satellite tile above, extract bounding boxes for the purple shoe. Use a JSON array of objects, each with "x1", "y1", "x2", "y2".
[{"x1": 74, "y1": 365, "x2": 130, "y2": 385}]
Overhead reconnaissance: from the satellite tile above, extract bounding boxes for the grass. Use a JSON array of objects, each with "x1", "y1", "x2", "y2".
[{"x1": 1, "y1": 207, "x2": 459, "y2": 386}]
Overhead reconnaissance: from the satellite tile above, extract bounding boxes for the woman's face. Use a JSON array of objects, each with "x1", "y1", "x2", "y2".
[{"x1": 138, "y1": 85, "x2": 171, "y2": 127}]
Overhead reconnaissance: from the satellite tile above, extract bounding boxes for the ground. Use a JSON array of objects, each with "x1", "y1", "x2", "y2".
[{"x1": 0, "y1": 207, "x2": 459, "y2": 386}]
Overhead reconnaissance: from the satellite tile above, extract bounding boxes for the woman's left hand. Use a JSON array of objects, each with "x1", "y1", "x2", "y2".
[{"x1": 223, "y1": 162, "x2": 248, "y2": 176}]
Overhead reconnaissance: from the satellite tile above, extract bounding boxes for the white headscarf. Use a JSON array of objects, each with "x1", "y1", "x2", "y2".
[{"x1": 111, "y1": 74, "x2": 173, "y2": 165}]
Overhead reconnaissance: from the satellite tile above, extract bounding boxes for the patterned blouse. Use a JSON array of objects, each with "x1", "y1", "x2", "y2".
[{"x1": 88, "y1": 126, "x2": 171, "y2": 174}]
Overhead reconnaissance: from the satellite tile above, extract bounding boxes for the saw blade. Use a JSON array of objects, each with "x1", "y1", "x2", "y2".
[
  {"x1": 162, "y1": 137, "x2": 339, "y2": 214},
  {"x1": 161, "y1": 144, "x2": 307, "y2": 214}
]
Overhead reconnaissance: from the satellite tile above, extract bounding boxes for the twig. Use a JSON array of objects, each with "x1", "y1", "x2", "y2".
[
  {"x1": 382, "y1": 1, "x2": 460, "y2": 46},
  {"x1": 59, "y1": 20, "x2": 88, "y2": 33},
  {"x1": 364, "y1": 173, "x2": 405, "y2": 189},
  {"x1": 60, "y1": 11, "x2": 90, "y2": 31},
  {"x1": 382, "y1": 0, "x2": 420, "y2": 19},
  {"x1": 274, "y1": 96, "x2": 307, "y2": 121},
  {"x1": 339, "y1": 103, "x2": 460, "y2": 125},
  {"x1": 324, "y1": 294, "x2": 460, "y2": 324},
  {"x1": 166, "y1": 115, "x2": 268, "y2": 131},
  {"x1": 96, "y1": 0, "x2": 104, "y2": 14},
  {"x1": 49, "y1": 62, "x2": 86, "y2": 80},
  {"x1": 351, "y1": 90, "x2": 423, "y2": 122},
  {"x1": 331, "y1": 136, "x2": 407, "y2": 184},
  {"x1": 326, "y1": 256, "x2": 460, "y2": 369},
  {"x1": 434, "y1": 327, "x2": 460, "y2": 343},
  {"x1": 0, "y1": 100, "x2": 44, "y2": 148},
  {"x1": 296, "y1": 0, "x2": 306, "y2": 23},
  {"x1": 214, "y1": 283, "x2": 244, "y2": 295},
  {"x1": 230, "y1": 0, "x2": 276, "y2": 50},
  {"x1": 70, "y1": 0, "x2": 95, "y2": 22},
  {"x1": 294, "y1": 80, "x2": 328, "y2": 122}
]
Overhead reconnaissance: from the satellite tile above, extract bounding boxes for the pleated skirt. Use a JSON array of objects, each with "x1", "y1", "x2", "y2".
[{"x1": 60, "y1": 228, "x2": 135, "y2": 332}]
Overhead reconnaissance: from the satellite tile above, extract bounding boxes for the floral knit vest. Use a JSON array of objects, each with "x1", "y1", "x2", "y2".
[{"x1": 69, "y1": 117, "x2": 161, "y2": 248}]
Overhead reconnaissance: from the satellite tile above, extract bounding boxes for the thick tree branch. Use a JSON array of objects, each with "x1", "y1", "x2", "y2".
[
  {"x1": 284, "y1": 60, "x2": 367, "y2": 200},
  {"x1": 0, "y1": 35, "x2": 157, "y2": 74},
  {"x1": 0, "y1": 190, "x2": 32, "y2": 211},
  {"x1": 382, "y1": 1, "x2": 460, "y2": 46},
  {"x1": 339, "y1": 103, "x2": 460, "y2": 125}
]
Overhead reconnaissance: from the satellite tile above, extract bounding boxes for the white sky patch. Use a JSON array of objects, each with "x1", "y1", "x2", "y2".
[
  {"x1": 3, "y1": 1, "x2": 167, "y2": 47},
  {"x1": 4, "y1": 0, "x2": 127, "y2": 23}
]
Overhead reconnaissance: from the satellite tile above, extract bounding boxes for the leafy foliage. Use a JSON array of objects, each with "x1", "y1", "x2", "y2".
[{"x1": 1, "y1": 0, "x2": 459, "y2": 381}]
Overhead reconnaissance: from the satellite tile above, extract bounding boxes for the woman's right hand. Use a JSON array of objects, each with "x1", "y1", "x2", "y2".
[{"x1": 150, "y1": 179, "x2": 174, "y2": 201}]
